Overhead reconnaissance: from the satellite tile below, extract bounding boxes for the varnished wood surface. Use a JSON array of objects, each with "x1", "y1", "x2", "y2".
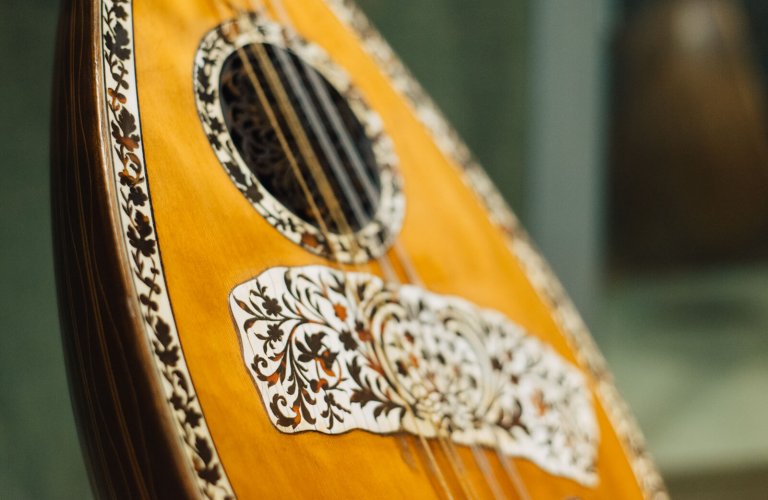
[
  {"x1": 53, "y1": 0, "x2": 659, "y2": 498},
  {"x1": 134, "y1": 0, "x2": 645, "y2": 498}
]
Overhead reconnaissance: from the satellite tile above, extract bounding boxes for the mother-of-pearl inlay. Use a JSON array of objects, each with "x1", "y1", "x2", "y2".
[{"x1": 230, "y1": 265, "x2": 599, "y2": 486}]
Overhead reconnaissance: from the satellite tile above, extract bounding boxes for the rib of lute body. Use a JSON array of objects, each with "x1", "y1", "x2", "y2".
[{"x1": 52, "y1": 0, "x2": 667, "y2": 498}]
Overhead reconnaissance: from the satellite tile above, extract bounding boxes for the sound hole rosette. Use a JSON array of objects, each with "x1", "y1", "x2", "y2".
[{"x1": 194, "y1": 13, "x2": 404, "y2": 264}]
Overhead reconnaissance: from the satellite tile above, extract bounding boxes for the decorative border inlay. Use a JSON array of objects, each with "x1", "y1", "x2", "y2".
[
  {"x1": 101, "y1": 1, "x2": 234, "y2": 498},
  {"x1": 193, "y1": 14, "x2": 404, "y2": 264},
  {"x1": 231, "y1": 265, "x2": 599, "y2": 486}
]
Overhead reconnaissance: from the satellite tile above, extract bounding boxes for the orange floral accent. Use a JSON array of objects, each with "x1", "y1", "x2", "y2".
[
  {"x1": 333, "y1": 303, "x2": 347, "y2": 321},
  {"x1": 356, "y1": 327, "x2": 372, "y2": 342},
  {"x1": 266, "y1": 370, "x2": 280, "y2": 386},
  {"x1": 409, "y1": 354, "x2": 420, "y2": 369},
  {"x1": 301, "y1": 232, "x2": 319, "y2": 248},
  {"x1": 292, "y1": 405, "x2": 302, "y2": 426},
  {"x1": 533, "y1": 390, "x2": 548, "y2": 416}
]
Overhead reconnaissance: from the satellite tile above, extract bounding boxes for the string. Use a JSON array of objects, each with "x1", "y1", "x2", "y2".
[
  {"x1": 211, "y1": 0, "x2": 361, "y2": 439},
  {"x1": 237, "y1": 1, "x2": 529, "y2": 497},
  {"x1": 242, "y1": 2, "x2": 481, "y2": 497},
  {"x1": 211, "y1": 2, "x2": 339, "y2": 260},
  {"x1": 249, "y1": 16, "x2": 465, "y2": 499},
  {"x1": 250, "y1": 2, "x2": 527, "y2": 498},
  {"x1": 248, "y1": 19, "x2": 462, "y2": 499},
  {"x1": 212, "y1": 1, "x2": 532, "y2": 497},
  {"x1": 209, "y1": 1, "x2": 456, "y2": 495}
]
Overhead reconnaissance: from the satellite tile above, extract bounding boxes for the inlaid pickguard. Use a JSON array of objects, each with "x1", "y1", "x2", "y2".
[{"x1": 230, "y1": 266, "x2": 599, "y2": 486}]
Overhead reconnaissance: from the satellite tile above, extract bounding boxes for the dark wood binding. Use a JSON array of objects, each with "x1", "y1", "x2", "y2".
[{"x1": 51, "y1": 1, "x2": 198, "y2": 498}]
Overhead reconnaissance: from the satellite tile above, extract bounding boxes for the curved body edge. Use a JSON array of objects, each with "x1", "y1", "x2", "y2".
[{"x1": 51, "y1": 0, "x2": 199, "y2": 497}]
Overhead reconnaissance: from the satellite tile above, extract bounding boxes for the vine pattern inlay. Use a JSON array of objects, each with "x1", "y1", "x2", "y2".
[
  {"x1": 231, "y1": 265, "x2": 599, "y2": 486},
  {"x1": 101, "y1": 1, "x2": 234, "y2": 497}
]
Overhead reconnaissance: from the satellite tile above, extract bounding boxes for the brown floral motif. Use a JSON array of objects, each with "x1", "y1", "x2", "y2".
[
  {"x1": 230, "y1": 266, "x2": 599, "y2": 486},
  {"x1": 101, "y1": 1, "x2": 233, "y2": 498}
]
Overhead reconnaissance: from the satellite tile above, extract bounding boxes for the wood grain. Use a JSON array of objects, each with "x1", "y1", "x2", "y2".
[{"x1": 52, "y1": 0, "x2": 200, "y2": 497}]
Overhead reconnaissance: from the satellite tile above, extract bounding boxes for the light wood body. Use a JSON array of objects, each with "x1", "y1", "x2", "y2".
[{"x1": 53, "y1": 0, "x2": 664, "y2": 498}]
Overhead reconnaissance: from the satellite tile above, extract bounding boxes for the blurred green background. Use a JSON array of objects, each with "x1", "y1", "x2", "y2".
[
  {"x1": 0, "y1": 1, "x2": 90, "y2": 498},
  {"x1": 1, "y1": 0, "x2": 766, "y2": 498}
]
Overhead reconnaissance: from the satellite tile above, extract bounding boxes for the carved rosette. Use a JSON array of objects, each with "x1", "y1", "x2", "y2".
[
  {"x1": 230, "y1": 266, "x2": 599, "y2": 486},
  {"x1": 194, "y1": 14, "x2": 404, "y2": 264}
]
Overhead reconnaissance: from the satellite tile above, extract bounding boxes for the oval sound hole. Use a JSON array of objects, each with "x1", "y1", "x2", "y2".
[{"x1": 219, "y1": 44, "x2": 381, "y2": 233}]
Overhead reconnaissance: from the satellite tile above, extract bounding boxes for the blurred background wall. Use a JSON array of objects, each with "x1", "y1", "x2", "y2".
[
  {"x1": 1, "y1": 0, "x2": 766, "y2": 498},
  {"x1": 0, "y1": 1, "x2": 90, "y2": 498}
]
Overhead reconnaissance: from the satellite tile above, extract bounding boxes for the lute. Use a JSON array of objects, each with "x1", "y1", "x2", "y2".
[{"x1": 52, "y1": 0, "x2": 667, "y2": 498}]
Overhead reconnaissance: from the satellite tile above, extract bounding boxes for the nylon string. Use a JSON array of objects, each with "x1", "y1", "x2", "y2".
[
  {"x1": 255, "y1": 2, "x2": 531, "y2": 498},
  {"x1": 210, "y1": 1, "x2": 532, "y2": 498}
]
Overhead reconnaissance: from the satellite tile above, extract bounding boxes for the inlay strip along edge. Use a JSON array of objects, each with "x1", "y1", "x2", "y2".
[{"x1": 100, "y1": 1, "x2": 234, "y2": 497}]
